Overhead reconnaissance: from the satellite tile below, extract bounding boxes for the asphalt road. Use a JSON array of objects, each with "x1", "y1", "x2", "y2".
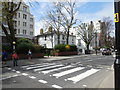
[{"x1": 1, "y1": 54, "x2": 114, "y2": 89}]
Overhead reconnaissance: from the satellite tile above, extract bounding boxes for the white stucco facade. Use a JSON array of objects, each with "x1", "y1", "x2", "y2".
[
  {"x1": 37, "y1": 32, "x2": 76, "y2": 49},
  {"x1": 1, "y1": 2, "x2": 34, "y2": 39}
]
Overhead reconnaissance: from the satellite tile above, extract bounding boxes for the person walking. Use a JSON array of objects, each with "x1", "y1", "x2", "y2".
[
  {"x1": 2, "y1": 50, "x2": 8, "y2": 65},
  {"x1": 28, "y1": 49, "x2": 32, "y2": 60},
  {"x1": 12, "y1": 51, "x2": 18, "y2": 66}
]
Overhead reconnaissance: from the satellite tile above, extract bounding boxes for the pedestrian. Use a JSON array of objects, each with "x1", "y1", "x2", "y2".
[
  {"x1": 12, "y1": 51, "x2": 19, "y2": 66},
  {"x1": 28, "y1": 49, "x2": 32, "y2": 60},
  {"x1": 2, "y1": 50, "x2": 8, "y2": 65}
]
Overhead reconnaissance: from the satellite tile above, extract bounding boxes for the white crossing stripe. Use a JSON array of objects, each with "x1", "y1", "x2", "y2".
[
  {"x1": 52, "y1": 84, "x2": 63, "y2": 89},
  {"x1": 52, "y1": 67, "x2": 85, "y2": 78},
  {"x1": 66, "y1": 68, "x2": 100, "y2": 83},
  {"x1": 16, "y1": 71, "x2": 21, "y2": 73},
  {"x1": 41, "y1": 65, "x2": 73, "y2": 74},
  {"x1": 29, "y1": 76, "x2": 36, "y2": 79},
  {"x1": 34, "y1": 64, "x2": 64, "y2": 72},
  {"x1": 26, "y1": 63, "x2": 56, "y2": 70},
  {"x1": 7, "y1": 68, "x2": 11, "y2": 70},
  {"x1": 38, "y1": 80, "x2": 47, "y2": 84},
  {"x1": 21, "y1": 63, "x2": 49, "y2": 68},
  {"x1": 22, "y1": 73, "x2": 28, "y2": 76},
  {"x1": 12, "y1": 69, "x2": 16, "y2": 72}
]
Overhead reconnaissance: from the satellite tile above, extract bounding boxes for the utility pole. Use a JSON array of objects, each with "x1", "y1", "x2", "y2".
[
  {"x1": 114, "y1": 0, "x2": 120, "y2": 90},
  {"x1": 95, "y1": 32, "x2": 97, "y2": 55}
]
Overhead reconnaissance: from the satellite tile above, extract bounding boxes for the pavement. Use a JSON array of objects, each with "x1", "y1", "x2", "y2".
[{"x1": 1, "y1": 54, "x2": 114, "y2": 88}]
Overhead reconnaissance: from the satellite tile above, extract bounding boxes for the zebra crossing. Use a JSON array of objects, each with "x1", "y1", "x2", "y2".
[{"x1": 21, "y1": 62, "x2": 101, "y2": 84}]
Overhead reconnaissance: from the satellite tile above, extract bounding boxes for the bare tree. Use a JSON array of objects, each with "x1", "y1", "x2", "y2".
[
  {"x1": 46, "y1": 0, "x2": 77, "y2": 45},
  {"x1": 1, "y1": 0, "x2": 22, "y2": 50},
  {"x1": 76, "y1": 21, "x2": 95, "y2": 52},
  {"x1": 100, "y1": 17, "x2": 114, "y2": 48},
  {"x1": 58, "y1": 1, "x2": 77, "y2": 44},
  {"x1": 46, "y1": 2, "x2": 62, "y2": 44}
]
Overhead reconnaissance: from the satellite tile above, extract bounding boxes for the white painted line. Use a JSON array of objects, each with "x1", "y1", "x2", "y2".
[
  {"x1": 0, "y1": 74, "x2": 21, "y2": 81},
  {"x1": 16, "y1": 71, "x2": 21, "y2": 73},
  {"x1": 12, "y1": 74, "x2": 19, "y2": 77},
  {"x1": 66, "y1": 68, "x2": 100, "y2": 83},
  {"x1": 26, "y1": 63, "x2": 56, "y2": 70},
  {"x1": 34, "y1": 64, "x2": 63, "y2": 72},
  {"x1": 29, "y1": 76, "x2": 36, "y2": 79},
  {"x1": 111, "y1": 64, "x2": 114, "y2": 70},
  {"x1": 52, "y1": 84, "x2": 63, "y2": 89},
  {"x1": 0, "y1": 76, "x2": 11, "y2": 80},
  {"x1": 22, "y1": 73, "x2": 28, "y2": 76},
  {"x1": 41, "y1": 65, "x2": 73, "y2": 74},
  {"x1": 21, "y1": 63, "x2": 49, "y2": 68},
  {"x1": 87, "y1": 60, "x2": 93, "y2": 62},
  {"x1": 38, "y1": 80, "x2": 47, "y2": 84},
  {"x1": 52, "y1": 67, "x2": 85, "y2": 78},
  {"x1": 87, "y1": 65, "x2": 92, "y2": 67},
  {"x1": 83, "y1": 85, "x2": 87, "y2": 87},
  {"x1": 7, "y1": 68, "x2": 11, "y2": 70},
  {"x1": 12, "y1": 70, "x2": 16, "y2": 72}
]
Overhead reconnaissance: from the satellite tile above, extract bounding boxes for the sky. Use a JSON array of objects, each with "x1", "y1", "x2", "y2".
[{"x1": 25, "y1": 0, "x2": 114, "y2": 36}]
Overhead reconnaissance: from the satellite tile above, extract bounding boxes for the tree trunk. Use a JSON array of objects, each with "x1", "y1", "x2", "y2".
[
  {"x1": 66, "y1": 28, "x2": 70, "y2": 45},
  {"x1": 86, "y1": 44, "x2": 89, "y2": 51},
  {"x1": 57, "y1": 30, "x2": 60, "y2": 44}
]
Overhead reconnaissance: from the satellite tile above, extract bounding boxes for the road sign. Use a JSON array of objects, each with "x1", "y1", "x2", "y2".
[{"x1": 114, "y1": 13, "x2": 119, "y2": 22}]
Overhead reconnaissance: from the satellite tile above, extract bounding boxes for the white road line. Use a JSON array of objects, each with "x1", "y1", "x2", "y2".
[
  {"x1": 0, "y1": 74, "x2": 21, "y2": 81},
  {"x1": 83, "y1": 85, "x2": 87, "y2": 87},
  {"x1": 41, "y1": 65, "x2": 73, "y2": 74},
  {"x1": 87, "y1": 60, "x2": 93, "y2": 62},
  {"x1": 52, "y1": 84, "x2": 63, "y2": 89},
  {"x1": 22, "y1": 73, "x2": 28, "y2": 76},
  {"x1": 26, "y1": 63, "x2": 56, "y2": 70},
  {"x1": 7, "y1": 68, "x2": 11, "y2": 70},
  {"x1": 38, "y1": 80, "x2": 47, "y2": 84},
  {"x1": 21, "y1": 63, "x2": 49, "y2": 68},
  {"x1": 0, "y1": 76, "x2": 11, "y2": 81},
  {"x1": 34, "y1": 64, "x2": 63, "y2": 72},
  {"x1": 12, "y1": 69, "x2": 16, "y2": 72},
  {"x1": 52, "y1": 67, "x2": 85, "y2": 78},
  {"x1": 12, "y1": 74, "x2": 19, "y2": 77},
  {"x1": 16, "y1": 71, "x2": 21, "y2": 73},
  {"x1": 29, "y1": 76, "x2": 36, "y2": 79},
  {"x1": 66, "y1": 68, "x2": 100, "y2": 83}
]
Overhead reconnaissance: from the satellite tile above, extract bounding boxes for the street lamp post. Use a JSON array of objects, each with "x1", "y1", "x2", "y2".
[
  {"x1": 95, "y1": 32, "x2": 97, "y2": 55},
  {"x1": 114, "y1": 0, "x2": 120, "y2": 90},
  {"x1": 13, "y1": 41, "x2": 16, "y2": 52}
]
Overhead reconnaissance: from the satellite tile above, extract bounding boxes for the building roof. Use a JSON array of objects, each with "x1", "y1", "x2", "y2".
[{"x1": 35, "y1": 31, "x2": 76, "y2": 38}]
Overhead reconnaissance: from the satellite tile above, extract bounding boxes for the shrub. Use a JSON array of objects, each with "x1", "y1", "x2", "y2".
[
  {"x1": 54, "y1": 44, "x2": 66, "y2": 52},
  {"x1": 33, "y1": 44, "x2": 45, "y2": 53},
  {"x1": 16, "y1": 43, "x2": 34, "y2": 54},
  {"x1": 70, "y1": 45, "x2": 77, "y2": 52},
  {"x1": 54, "y1": 44, "x2": 77, "y2": 52},
  {"x1": 16, "y1": 38, "x2": 44, "y2": 54}
]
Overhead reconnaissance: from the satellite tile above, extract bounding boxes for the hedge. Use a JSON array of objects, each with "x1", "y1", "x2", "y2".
[{"x1": 54, "y1": 44, "x2": 77, "y2": 52}]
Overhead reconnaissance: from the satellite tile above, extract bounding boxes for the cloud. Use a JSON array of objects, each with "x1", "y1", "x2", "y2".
[
  {"x1": 77, "y1": 3, "x2": 114, "y2": 22},
  {"x1": 32, "y1": 2, "x2": 114, "y2": 36}
]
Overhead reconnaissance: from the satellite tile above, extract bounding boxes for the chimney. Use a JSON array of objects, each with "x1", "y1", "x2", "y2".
[{"x1": 40, "y1": 28, "x2": 43, "y2": 35}]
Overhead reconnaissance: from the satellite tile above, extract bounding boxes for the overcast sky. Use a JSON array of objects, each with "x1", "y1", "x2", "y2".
[{"x1": 25, "y1": 0, "x2": 114, "y2": 36}]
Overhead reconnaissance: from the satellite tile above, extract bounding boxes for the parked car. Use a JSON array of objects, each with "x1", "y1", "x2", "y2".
[{"x1": 102, "y1": 48, "x2": 112, "y2": 55}]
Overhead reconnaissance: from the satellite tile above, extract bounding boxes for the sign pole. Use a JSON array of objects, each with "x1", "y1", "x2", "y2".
[{"x1": 114, "y1": 0, "x2": 120, "y2": 90}]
